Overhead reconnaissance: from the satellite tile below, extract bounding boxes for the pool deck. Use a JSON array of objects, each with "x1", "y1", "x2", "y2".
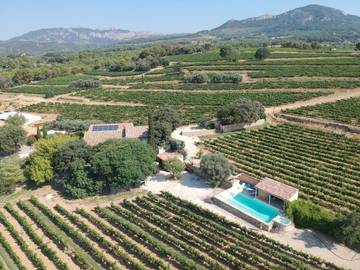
[{"x1": 143, "y1": 171, "x2": 360, "y2": 270}]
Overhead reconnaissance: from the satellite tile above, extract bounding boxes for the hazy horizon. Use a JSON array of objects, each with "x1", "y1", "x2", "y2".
[{"x1": 2, "y1": 0, "x2": 360, "y2": 40}]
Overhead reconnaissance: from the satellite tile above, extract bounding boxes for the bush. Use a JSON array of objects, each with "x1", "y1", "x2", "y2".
[
  {"x1": 285, "y1": 200, "x2": 337, "y2": 232},
  {"x1": 5, "y1": 114, "x2": 26, "y2": 126},
  {"x1": 69, "y1": 80, "x2": 102, "y2": 88},
  {"x1": 217, "y1": 98, "x2": 265, "y2": 125},
  {"x1": 219, "y1": 45, "x2": 240, "y2": 62},
  {"x1": 169, "y1": 139, "x2": 185, "y2": 151},
  {"x1": 211, "y1": 74, "x2": 242, "y2": 84},
  {"x1": 163, "y1": 158, "x2": 185, "y2": 179},
  {"x1": 44, "y1": 92, "x2": 55, "y2": 99},
  {"x1": 200, "y1": 153, "x2": 234, "y2": 187},
  {"x1": 0, "y1": 157, "x2": 25, "y2": 195},
  {"x1": 255, "y1": 48, "x2": 271, "y2": 60},
  {"x1": 334, "y1": 209, "x2": 360, "y2": 250},
  {"x1": 184, "y1": 73, "x2": 209, "y2": 84},
  {"x1": 0, "y1": 124, "x2": 26, "y2": 155}
]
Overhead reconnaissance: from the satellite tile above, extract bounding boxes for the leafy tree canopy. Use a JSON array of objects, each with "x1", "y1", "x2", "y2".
[
  {"x1": 255, "y1": 48, "x2": 271, "y2": 60},
  {"x1": 164, "y1": 158, "x2": 185, "y2": 179},
  {"x1": 200, "y1": 153, "x2": 234, "y2": 187},
  {"x1": 335, "y1": 209, "x2": 360, "y2": 250},
  {"x1": 148, "y1": 107, "x2": 182, "y2": 148},
  {"x1": 0, "y1": 123, "x2": 26, "y2": 155},
  {"x1": 217, "y1": 98, "x2": 265, "y2": 125},
  {"x1": 91, "y1": 139, "x2": 156, "y2": 192},
  {"x1": 26, "y1": 134, "x2": 77, "y2": 184},
  {"x1": 219, "y1": 45, "x2": 240, "y2": 62},
  {"x1": 0, "y1": 157, "x2": 25, "y2": 195}
]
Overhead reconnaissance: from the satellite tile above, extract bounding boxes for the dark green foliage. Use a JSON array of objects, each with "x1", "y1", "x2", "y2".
[
  {"x1": 148, "y1": 107, "x2": 182, "y2": 148},
  {"x1": 255, "y1": 48, "x2": 271, "y2": 60},
  {"x1": 335, "y1": 209, "x2": 360, "y2": 250},
  {"x1": 200, "y1": 153, "x2": 234, "y2": 187},
  {"x1": 63, "y1": 159, "x2": 101, "y2": 199},
  {"x1": 169, "y1": 138, "x2": 185, "y2": 151},
  {"x1": 5, "y1": 114, "x2": 26, "y2": 126},
  {"x1": 91, "y1": 139, "x2": 156, "y2": 192},
  {"x1": 211, "y1": 73, "x2": 242, "y2": 84},
  {"x1": 356, "y1": 42, "x2": 360, "y2": 51},
  {"x1": 0, "y1": 123, "x2": 26, "y2": 155},
  {"x1": 184, "y1": 73, "x2": 209, "y2": 83},
  {"x1": 0, "y1": 157, "x2": 25, "y2": 195},
  {"x1": 69, "y1": 80, "x2": 101, "y2": 88},
  {"x1": 217, "y1": 98, "x2": 265, "y2": 125},
  {"x1": 52, "y1": 140, "x2": 91, "y2": 176},
  {"x1": 219, "y1": 45, "x2": 240, "y2": 62},
  {"x1": 286, "y1": 200, "x2": 337, "y2": 232}
]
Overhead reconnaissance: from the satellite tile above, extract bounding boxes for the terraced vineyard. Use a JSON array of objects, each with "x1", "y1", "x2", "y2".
[
  {"x1": 204, "y1": 124, "x2": 360, "y2": 213},
  {"x1": 286, "y1": 97, "x2": 360, "y2": 127},
  {"x1": 0, "y1": 194, "x2": 343, "y2": 270},
  {"x1": 76, "y1": 89, "x2": 328, "y2": 106}
]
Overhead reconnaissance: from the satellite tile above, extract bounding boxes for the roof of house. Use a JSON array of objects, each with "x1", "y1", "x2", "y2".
[
  {"x1": 236, "y1": 174, "x2": 261, "y2": 185},
  {"x1": 157, "y1": 152, "x2": 182, "y2": 162},
  {"x1": 125, "y1": 125, "x2": 148, "y2": 139},
  {"x1": 83, "y1": 123, "x2": 148, "y2": 146},
  {"x1": 255, "y1": 177, "x2": 298, "y2": 201}
]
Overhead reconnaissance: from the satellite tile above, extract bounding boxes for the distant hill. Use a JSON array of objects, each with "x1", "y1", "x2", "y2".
[
  {"x1": 0, "y1": 27, "x2": 163, "y2": 55},
  {"x1": 204, "y1": 5, "x2": 360, "y2": 41}
]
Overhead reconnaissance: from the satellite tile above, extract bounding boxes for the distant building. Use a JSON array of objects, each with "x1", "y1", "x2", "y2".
[{"x1": 83, "y1": 123, "x2": 148, "y2": 146}]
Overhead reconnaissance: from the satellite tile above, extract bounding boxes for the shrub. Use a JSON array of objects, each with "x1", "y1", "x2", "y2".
[
  {"x1": 219, "y1": 45, "x2": 240, "y2": 62},
  {"x1": 0, "y1": 157, "x2": 25, "y2": 195},
  {"x1": 48, "y1": 119, "x2": 102, "y2": 132},
  {"x1": 200, "y1": 153, "x2": 234, "y2": 187},
  {"x1": 0, "y1": 123, "x2": 26, "y2": 155},
  {"x1": 164, "y1": 158, "x2": 185, "y2": 179},
  {"x1": 211, "y1": 74, "x2": 242, "y2": 84},
  {"x1": 5, "y1": 114, "x2": 26, "y2": 126},
  {"x1": 69, "y1": 80, "x2": 102, "y2": 88},
  {"x1": 169, "y1": 139, "x2": 185, "y2": 151},
  {"x1": 334, "y1": 209, "x2": 360, "y2": 250},
  {"x1": 44, "y1": 92, "x2": 55, "y2": 99},
  {"x1": 255, "y1": 48, "x2": 271, "y2": 60},
  {"x1": 184, "y1": 73, "x2": 209, "y2": 84},
  {"x1": 217, "y1": 98, "x2": 265, "y2": 125},
  {"x1": 285, "y1": 200, "x2": 337, "y2": 232}
]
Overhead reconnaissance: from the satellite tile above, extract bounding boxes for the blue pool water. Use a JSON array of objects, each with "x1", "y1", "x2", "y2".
[{"x1": 227, "y1": 193, "x2": 280, "y2": 223}]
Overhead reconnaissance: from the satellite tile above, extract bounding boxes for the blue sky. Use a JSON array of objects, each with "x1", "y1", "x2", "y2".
[{"x1": 2, "y1": 0, "x2": 360, "y2": 40}]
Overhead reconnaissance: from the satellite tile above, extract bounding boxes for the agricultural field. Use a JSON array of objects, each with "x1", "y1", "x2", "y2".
[
  {"x1": 35, "y1": 75, "x2": 97, "y2": 85},
  {"x1": 21, "y1": 102, "x2": 216, "y2": 125},
  {"x1": 0, "y1": 193, "x2": 343, "y2": 270},
  {"x1": 75, "y1": 89, "x2": 328, "y2": 106},
  {"x1": 286, "y1": 97, "x2": 360, "y2": 127},
  {"x1": 3, "y1": 86, "x2": 83, "y2": 96},
  {"x1": 204, "y1": 124, "x2": 360, "y2": 214}
]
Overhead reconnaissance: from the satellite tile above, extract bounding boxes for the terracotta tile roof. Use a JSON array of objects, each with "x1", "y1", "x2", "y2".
[
  {"x1": 157, "y1": 152, "x2": 182, "y2": 161},
  {"x1": 125, "y1": 126, "x2": 148, "y2": 139},
  {"x1": 84, "y1": 123, "x2": 148, "y2": 146},
  {"x1": 255, "y1": 177, "x2": 298, "y2": 201}
]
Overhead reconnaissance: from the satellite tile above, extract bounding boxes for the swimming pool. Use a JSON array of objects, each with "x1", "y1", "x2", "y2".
[{"x1": 227, "y1": 193, "x2": 280, "y2": 224}]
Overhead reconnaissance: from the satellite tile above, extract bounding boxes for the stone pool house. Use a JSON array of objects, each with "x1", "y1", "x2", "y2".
[{"x1": 83, "y1": 123, "x2": 148, "y2": 146}]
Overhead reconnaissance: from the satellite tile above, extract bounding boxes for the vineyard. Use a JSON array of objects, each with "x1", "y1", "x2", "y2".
[
  {"x1": 0, "y1": 193, "x2": 343, "y2": 270},
  {"x1": 75, "y1": 89, "x2": 327, "y2": 106},
  {"x1": 204, "y1": 124, "x2": 360, "y2": 214},
  {"x1": 286, "y1": 97, "x2": 360, "y2": 127}
]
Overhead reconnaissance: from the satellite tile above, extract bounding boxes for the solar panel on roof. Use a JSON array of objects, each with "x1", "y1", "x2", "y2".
[{"x1": 92, "y1": 125, "x2": 119, "y2": 132}]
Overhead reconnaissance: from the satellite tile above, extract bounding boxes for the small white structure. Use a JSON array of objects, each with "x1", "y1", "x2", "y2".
[{"x1": 0, "y1": 112, "x2": 42, "y2": 125}]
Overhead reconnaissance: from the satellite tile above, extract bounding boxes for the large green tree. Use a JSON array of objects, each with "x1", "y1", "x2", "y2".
[
  {"x1": 52, "y1": 140, "x2": 91, "y2": 176},
  {"x1": 164, "y1": 158, "x2": 185, "y2": 179},
  {"x1": 335, "y1": 209, "x2": 360, "y2": 250},
  {"x1": 219, "y1": 45, "x2": 240, "y2": 62},
  {"x1": 26, "y1": 134, "x2": 77, "y2": 184},
  {"x1": 91, "y1": 139, "x2": 156, "y2": 192},
  {"x1": 148, "y1": 107, "x2": 181, "y2": 149},
  {"x1": 255, "y1": 48, "x2": 271, "y2": 60},
  {"x1": 200, "y1": 153, "x2": 234, "y2": 187},
  {"x1": 0, "y1": 157, "x2": 25, "y2": 195},
  {"x1": 0, "y1": 123, "x2": 26, "y2": 155},
  {"x1": 217, "y1": 98, "x2": 265, "y2": 125},
  {"x1": 63, "y1": 159, "x2": 101, "y2": 199}
]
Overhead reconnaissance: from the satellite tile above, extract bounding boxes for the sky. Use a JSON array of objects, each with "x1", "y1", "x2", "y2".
[{"x1": 2, "y1": 0, "x2": 360, "y2": 40}]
